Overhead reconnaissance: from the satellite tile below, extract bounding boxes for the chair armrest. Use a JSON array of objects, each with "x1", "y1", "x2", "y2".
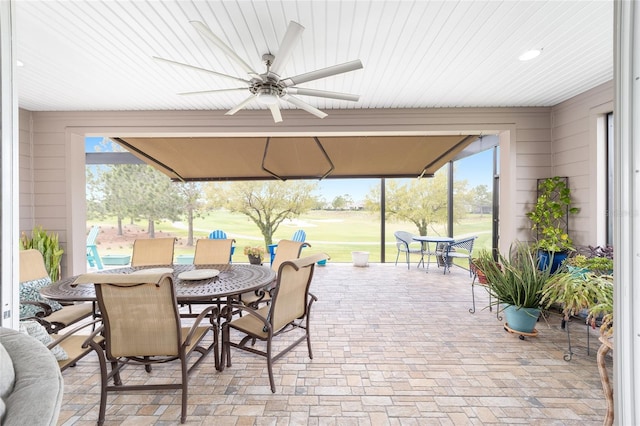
[
  {"x1": 227, "y1": 303, "x2": 271, "y2": 329},
  {"x1": 46, "y1": 318, "x2": 102, "y2": 350},
  {"x1": 21, "y1": 300, "x2": 54, "y2": 317},
  {"x1": 182, "y1": 305, "x2": 217, "y2": 347}
]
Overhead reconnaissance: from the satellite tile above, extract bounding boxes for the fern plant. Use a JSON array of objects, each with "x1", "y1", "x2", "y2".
[{"x1": 20, "y1": 226, "x2": 64, "y2": 281}]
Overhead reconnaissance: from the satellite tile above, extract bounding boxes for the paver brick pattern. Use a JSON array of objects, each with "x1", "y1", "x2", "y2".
[{"x1": 56, "y1": 262, "x2": 609, "y2": 425}]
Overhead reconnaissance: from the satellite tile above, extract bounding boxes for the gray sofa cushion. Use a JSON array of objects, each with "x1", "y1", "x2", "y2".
[
  {"x1": 0, "y1": 340, "x2": 15, "y2": 422},
  {"x1": 0, "y1": 327, "x2": 63, "y2": 426}
]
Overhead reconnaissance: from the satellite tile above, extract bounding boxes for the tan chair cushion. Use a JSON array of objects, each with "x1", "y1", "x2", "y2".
[{"x1": 45, "y1": 303, "x2": 94, "y2": 327}]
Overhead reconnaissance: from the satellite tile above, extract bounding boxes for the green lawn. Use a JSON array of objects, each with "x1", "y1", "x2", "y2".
[{"x1": 91, "y1": 210, "x2": 492, "y2": 264}]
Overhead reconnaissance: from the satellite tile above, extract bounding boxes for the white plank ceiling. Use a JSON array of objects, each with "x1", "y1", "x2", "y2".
[{"x1": 14, "y1": 0, "x2": 613, "y2": 114}]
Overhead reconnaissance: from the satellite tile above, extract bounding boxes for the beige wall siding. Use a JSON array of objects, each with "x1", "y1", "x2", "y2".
[
  {"x1": 21, "y1": 106, "x2": 557, "y2": 274},
  {"x1": 18, "y1": 109, "x2": 33, "y2": 232},
  {"x1": 551, "y1": 81, "x2": 614, "y2": 247}
]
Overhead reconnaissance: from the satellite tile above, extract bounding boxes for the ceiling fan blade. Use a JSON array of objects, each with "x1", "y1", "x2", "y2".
[
  {"x1": 286, "y1": 87, "x2": 360, "y2": 102},
  {"x1": 269, "y1": 21, "x2": 304, "y2": 78},
  {"x1": 190, "y1": 21, "x2": 261, "y2": 79},
  {"x1": 178, "y1": 88, "x2": 247, "y2": 96},
  {"x1": 269, "y1": 104, "x2": 283, "y2": 123},
  {"x1": 281, "y1": 59, "x2": 363, "y2": 86},
  {"x1": 225, "y1": 95, "x2": 256, "y2": 116},
  {"x1": 153, "y1": 56, "x2": 250, "y2": 84},
  {"x1": 282, "y1": 94, "x2": 328, "y2": 119}
]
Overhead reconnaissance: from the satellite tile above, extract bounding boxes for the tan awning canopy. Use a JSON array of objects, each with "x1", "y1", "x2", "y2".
[{"x1": 114, "y1": 135, "x2": 476, "y2": 182}]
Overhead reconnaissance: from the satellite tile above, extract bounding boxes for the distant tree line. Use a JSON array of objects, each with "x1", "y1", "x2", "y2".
[{"x1": 87, "y1": 162, "x2": 491, "y2": 248}]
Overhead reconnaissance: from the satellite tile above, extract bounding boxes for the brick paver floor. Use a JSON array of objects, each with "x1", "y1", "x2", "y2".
[{"x1": 56, "y1": 262, "x2": 610, "y2": 425}]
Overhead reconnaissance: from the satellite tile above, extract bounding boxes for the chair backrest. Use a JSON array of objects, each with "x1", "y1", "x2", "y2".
[
  {"x1": 271, "y1": 240, "x2": 310, "y2": 272},
  {"x1": 88, "y1": 272, "x2": 181, "y2": 358},
  {"x1": 193, "y1": 238, "x2": 234, "y2": 265},
  {"x1": 291, "y1": 230, "x2": 306, "y2": 242},
  {"x1": 450, "y1": 236, "x2": 477, "y2": 255},
  {"x1": 86, "y1": 226, "x2": 100, "y2": 245},
  {"x1": 131, "y1": 238, "x2": 176, "y2": 267},
  {"x1": 20, "y1": 249, "x2": 49, "y2": 282},
  {"x1": 394, "y1": 231, "x2": 413, "y2": 248},
  {"x1": 269, "y1": 253, "x2": 328, "y2": 333},
  {"x1": 208, "y1": 230, "x2": 227, "y2": 239}
]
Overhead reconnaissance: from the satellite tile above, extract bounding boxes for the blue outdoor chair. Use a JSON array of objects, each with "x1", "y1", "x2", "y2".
[
  {"x1": 86, "y1": 225, "x2": 103, "y2": 270},
  {"x1": 269, "y1": 230, "x2": 306, "y2": 265},
  {"x1": 209, "y1": 229, "x2": 235, "y2": 261}
]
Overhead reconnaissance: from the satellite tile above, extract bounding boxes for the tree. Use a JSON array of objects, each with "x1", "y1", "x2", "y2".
[
  {"x1": 471, "y1": 184, "x2": 492, "y2": 216},
  {"x1": 210, "y1": 181, "x2": 318, "y2": 248},
  {"x1": 364, "y1": 171, "x2": 471, "y2": 236},
  {"x1": 134, "y1": 167, "x2": 183, "y2": 237},
  {"x1": 175, "y1": 182, "x2": 207, "y2": 246},
  {"x1": 101, "y1": 164, "x2": 143, "y2": 235},
  {"x1": 331, "y1": 194, "x2": 352, "y2": 210}
]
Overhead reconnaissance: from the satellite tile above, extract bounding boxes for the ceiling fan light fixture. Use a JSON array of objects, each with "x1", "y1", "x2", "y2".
[
  {"x1": 257, "y1": 87, "x2": 280, "y2": 105},
  {"x1": 519, "y1": 48, "x2": 542, "y2": 61}
]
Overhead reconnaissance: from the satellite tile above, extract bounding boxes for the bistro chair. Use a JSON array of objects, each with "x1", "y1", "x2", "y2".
[
  {"x1": 222, "y1": 253, "x2": 329, "y2": 393},
  {"x1": 78, "y1": 272, "x2": 216, "y2": 425},
  {"x1": 268, "y1": 229, "x2": 306, "y2": 265},
  {"x1": 439, "y1": 235, "x2": 478, "y2": 275},
  {"x1": 19, "y1": 249, "x2": 94, "y2": 334},
  {"x1": 208, "y1": 229, "x2": 236, "y2": 261},
  {"x1": 394, "y1": 231, "x2": 425, "y2": 269},
  {"x1": 130, "y1": 237, "x2": 175, "y2": 267},
  {"x1": 193, "y1": 238, "x2": 235, "y2": 265},
  {"x1": 239, "y1": 239, "x2": 311, "y2": 308}
]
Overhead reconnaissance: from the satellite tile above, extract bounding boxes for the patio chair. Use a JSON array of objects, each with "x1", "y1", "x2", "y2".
[
  {"x1": 209, "y1": 229, "x2": 236, "y2": 260},
  {"x1": 19, "y1": 249, "x2": 94, "y2": 334},
  {"x1": 193, "y1": 238, "x2": 235, "y2": 265},
  {"x1": 86, "y1": 225, "x2": 103, "y2": 270},
  {"x1": 394, "y1": 231, "x2": 425, "y2": 269},
  {"x1": 439, "y1": 236, "x2": 477, "y2": 275},
  {"x1": 80, "y1": 272, "x2": 216, "y2": 425},
  {"x1": 268, "y1": 229, "x2": 306, "y2": 265},
  {"x1": 222, "y1": 252, "x2": 329, "y2": 393},
  {"x1": 239, "y1": 239, "x2": 311, "y2": 308},
  {"x1": 130, "y1": 237, "x2": 176, "y2": 266}
]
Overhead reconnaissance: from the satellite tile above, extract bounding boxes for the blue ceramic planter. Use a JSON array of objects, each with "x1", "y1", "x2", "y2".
[
  {"x1": 537, "y1": 250, "x2": 568, "y2": 273},
  {"x1": 504, "y1": 305, "x2": 540, "y2": 333}
]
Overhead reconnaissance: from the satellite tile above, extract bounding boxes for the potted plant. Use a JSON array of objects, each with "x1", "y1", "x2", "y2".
[
  {"x1": 244, "y1": 246, "x2": 265, "y2": 265},
  {"x1": 564, "y1": 245, "x2": 613, "y2": 276},
  {"x1": 473, "y1": 242, "x2": 553, "y2": 334},
  {"x1": 526, "y1": 177, "x2": 580, "y2": 272},
  {"x1": 20, "y1": 225, "x2": 64, "y2": 281},
  {"x1": 542, "y1": 245, "x2": 613, "y2": 330}
]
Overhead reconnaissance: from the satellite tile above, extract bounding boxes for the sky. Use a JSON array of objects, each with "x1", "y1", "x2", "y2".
[{"x1": 86, "y1": 137, "x2": 494, "y2": 202}]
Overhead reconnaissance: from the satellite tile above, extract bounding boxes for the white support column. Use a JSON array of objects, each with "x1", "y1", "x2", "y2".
[
  {"x1": 614, "y1": 0, "x2": 639, "y2": 423},
  {"x1": 0, "y1": 0, "x2": 20, "y2": 329}
]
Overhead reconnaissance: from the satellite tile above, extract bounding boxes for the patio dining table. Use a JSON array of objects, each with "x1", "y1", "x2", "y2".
[
  {"x1": 40, "y1": 263, "x2": 276, "y2": 303},
  {"x1": 40, "y1": 263, "x2": 276, "y2": 371}
]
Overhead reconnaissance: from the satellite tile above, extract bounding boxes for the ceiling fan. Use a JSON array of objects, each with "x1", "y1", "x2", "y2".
[{"x1": 154, "y1": 21, "x2": 363, "y2": 123}]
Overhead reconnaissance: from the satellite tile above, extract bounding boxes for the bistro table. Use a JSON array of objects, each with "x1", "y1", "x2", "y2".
[
  {"x1": 41, "y1": 263, "x2": 275, "y2": 303},
  {"x1": 412, "y1": 235, "x2": 454, "y2": 272},
  {"x1": 41, "y1": 263, "x2": 276, "y2": 371}
]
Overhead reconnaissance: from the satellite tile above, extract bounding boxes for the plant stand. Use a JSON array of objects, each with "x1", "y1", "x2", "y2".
[{"x1": 504, "y1": 323, "x2": 538, "y2": 340}]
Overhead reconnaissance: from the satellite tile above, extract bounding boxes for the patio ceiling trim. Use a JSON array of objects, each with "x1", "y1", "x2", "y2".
[{"x1": 114, "y1": 134, "x2": 477, "y2": 182}]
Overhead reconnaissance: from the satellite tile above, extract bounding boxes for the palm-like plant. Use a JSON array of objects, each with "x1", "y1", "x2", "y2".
[{"x1": 473, "y1": 242, "x2": 552, "y2": 310}]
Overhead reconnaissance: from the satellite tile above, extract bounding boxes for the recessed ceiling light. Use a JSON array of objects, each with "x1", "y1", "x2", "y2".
[
  {"x1": 519, "y1": 49, "x2": 542, "y2": 61},
  {"x1": 16, "y1": 60, "x2": 24, "y2": 67}
]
